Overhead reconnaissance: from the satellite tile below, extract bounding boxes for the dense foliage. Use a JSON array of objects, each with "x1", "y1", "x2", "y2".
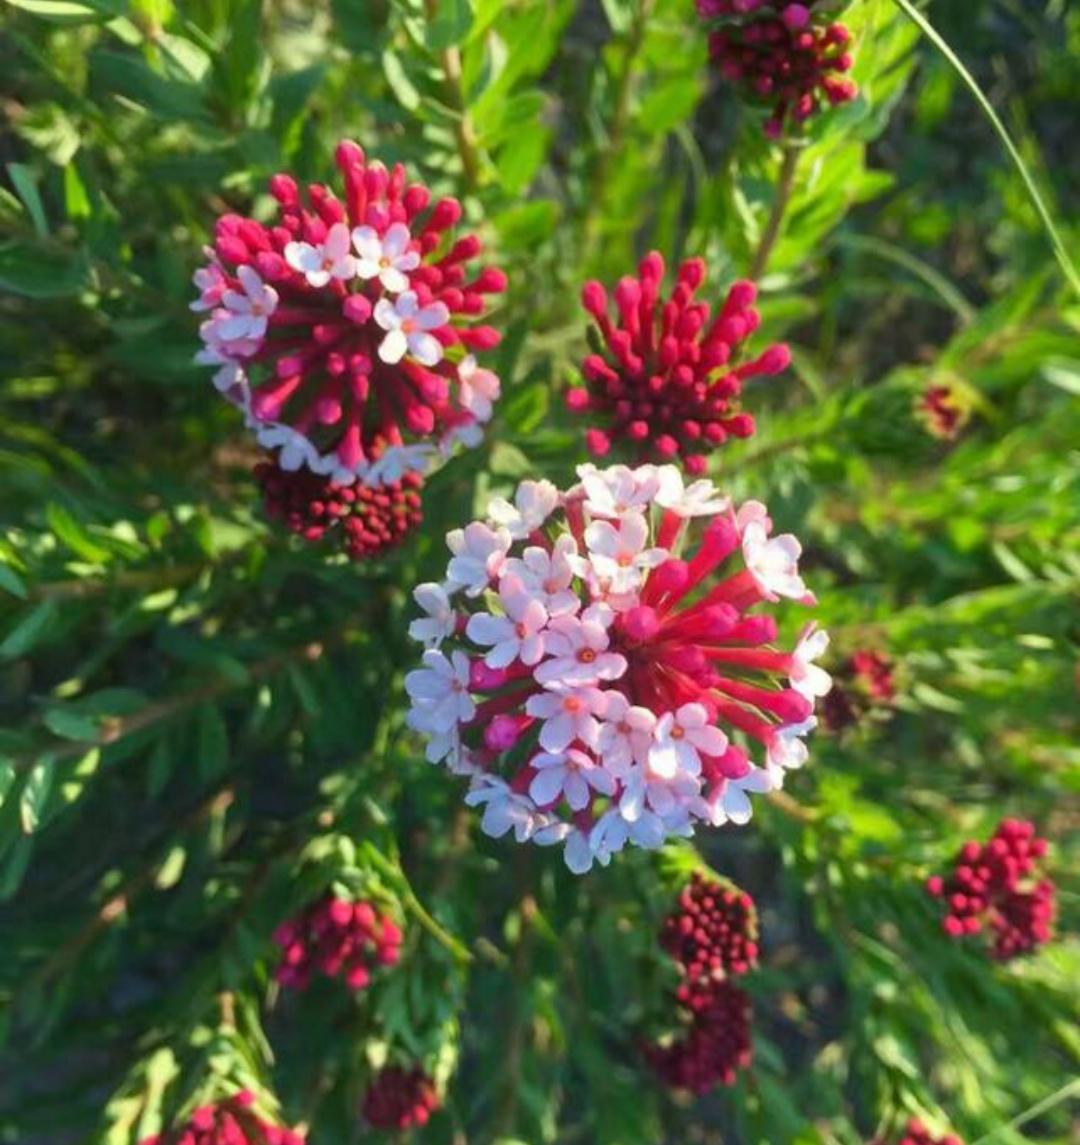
[{"x1": 1, "y1": 1, "x2": 1077, "y2": 1143}]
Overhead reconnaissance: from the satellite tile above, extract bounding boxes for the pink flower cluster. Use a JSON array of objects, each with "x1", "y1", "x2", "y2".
[
  {"x1": 273, "y1": 896, "x2": 402, "y2": 991},
  {"x1": 139, "y1": 1091, "x2": 304, "y2": 1145},
  {"x1": 361, "y1": 1066, "x2": 440, "y2": 1130},
  {"x1": 661, "y1": 871, "x2": 759, "y2": 1005},
  {"x1": 255, "y1": 459, "x2": 423, "y2": 560},
  {"x1": 871, "y1": 1118, "x2": 964, "y2": 1145},
  {"x1": 926, "y1": 819, "x2": 1055, "y2": 961},
  {"x1": 697, "y1": 1, "x2": 858, "y2": 136},
  {"x1": 404, "y1": 463, "x2": 830, "y2": 874},
  {"x1": 193, "y1": 140, "x2": 504, "y2": 489},
  {"x1": 646, "y1": 876, "x2": 757, "y2": 1092},
  {"x1": 565, "y1": 253, "x2": 790, "y2": 473}
]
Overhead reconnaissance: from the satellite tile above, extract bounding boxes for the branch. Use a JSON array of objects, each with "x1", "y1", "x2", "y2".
[
  {"x1": 423, "y1": 0, "x2": 482, "y2": 192},
  {"x1": 749, "y1": 140, "x2": 800, "y2": 281}
]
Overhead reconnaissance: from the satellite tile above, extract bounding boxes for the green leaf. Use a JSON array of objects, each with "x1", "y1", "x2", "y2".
[
  {"x1": 0, "y1": 761, "x2": 15, "y2": 811},
  {"x1": 6, "y1": 163, "x2": 49, "y2": 237},
  {"x1": 197, "y1": 705, "x2": 229, "y2": 780},
  {"x1": 425, "y1": 0, "x2": 473, "y2": 51},
  {"x1": 43, "y1": 708, "x2": 100, "y2": 742},
  {"x1": 20, "y1": 760, "x2": 55, "y2": 834},
  {"x1": 0, "y1": 565, "x2": 28, "y2": 600},
  {"x1": 89, "y1": 49, "x2": 207, "y2": 121},
  {"x1": 0, "y1": 240, "x2": 92, "y2": 299},
  {"x1": 0, "y1": 600, "x2": 60, "y2": 660},
  {"x1": 4, "y1": 0, "x2": 116, "y2": 24},
  {"x1": 46, "y1": 502, "x2": 112, "y2": 563}
]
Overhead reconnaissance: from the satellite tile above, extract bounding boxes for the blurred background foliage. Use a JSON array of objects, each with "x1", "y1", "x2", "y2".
[{"x1": 0, "y1": 0, "x2": 1078, "y2": 1142}]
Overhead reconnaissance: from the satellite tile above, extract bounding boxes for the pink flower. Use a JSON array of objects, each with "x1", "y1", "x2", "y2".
[
  {"x1": 525, "y1": 686, "x2": 609, "y2": 752},
  {"x1": 284, "y1": 221, "x2": 357, "y2": 287},
  {"x1": 192, "y1": 141, "x2": 506, "y2": 486},
  {"x1": 465, "y1": 576, "x2": 549, "y2": 668},
  {"x1": 533, "y1": 610, "x2": 627, "y2": 686},
  {"x1": 352, "y1": 221, "x2": 420, "y2": 293},
  {"x1": 405, "y1": 463, "x2": 829, "y2": 874}
]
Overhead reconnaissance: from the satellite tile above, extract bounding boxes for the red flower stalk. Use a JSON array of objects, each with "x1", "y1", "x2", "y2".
[
  {"x1": 661, "y1": 872, "x2": 759, "y2": 1010},
  {"x1": 697, "y1": 1, "x2": 858, "y2": 135},
  {"x1": 926, "y1": 819, "x2": 1055, "y2": 961},
  {"x1": 194, "y1": 140, "x2": 504, "y2": 488},
  {"x1": 871, "y1": 1117, "x2": 964, "y2": 1145},
  {"x1": 917, "y1": 384, "x2": 967, "y2": 441},
  {"x1": 565, "y1": 254, "x2": 790, "y2": 472},
  {"x1": 255, "y1": 457, "x2": 423, "y2": 560},
  {"x1": 273, "y1": 896, "x2": 402, "y2": 991},
  {"x1": 644, "y1": 980, "x2": 753, "y2": 1093},
  {"x1": 139, "y1": 1091, "x2": 304, "y2": 1145},
  {"x1": 361, "y1": 1066, "x2": 440, "y2": 1130}
]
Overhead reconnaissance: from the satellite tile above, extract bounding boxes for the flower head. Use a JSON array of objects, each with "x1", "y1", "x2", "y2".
[
  {"x1": 698, "y1": 2, "x2": 858, "y2": 136},
  {"x1": 273, "y1": 896, "x2": 401, "y2": 992},
  {"x1": 566, "y1": 255, "x2": 790, "y2": 472},
  {"x1": 255, "y1": 457, "x2": 422, "y2": 560},
  {"x1": 361, "y1": 1066, "x2": 440, "y2": 1131},
  {"x1": 194, "y1": 141, "x2": 506, "y2": 488},
  {"x1": 871, "y1": 1118, "x2": 965, "y2": 1145},
  {"x1": 138, "y1": 1091, "x2": 305, "y2": 1145},
  {"x1": 917, "y1": 381, "x2": 970, "y2": 441},
  {"x1": 405, "y1": 463, "x2": 830, "y2": 873},
  {"x1": 926, "y1": 818, "x2": 1055, "y2": 960}
]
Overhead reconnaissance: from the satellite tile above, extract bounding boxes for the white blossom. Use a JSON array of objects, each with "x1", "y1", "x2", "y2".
[
  {"x1": 465, "y1": 576, "x2": 549, "y2": 668},
  {"x1": 458, "y1": 355, "x2": 501, "y2": 423},
  {"x1": 533, "y1": 611, "x2": 626, "y2": 687},
  {"x1": 445, "y1": 522, "x2": 512, "y2": 596},
  {"x1": 528, "y1": 749, "x2": 616, "y2": 811},
  {"x1": 525, "y1": 686, "x2": 608, "y2": 752},
  {"x1": 790, "y1": 623, "x2": 832, "y2": 699},
  {"x1": 487, "y1": 479, "x2": 559, "y2": 540},
  {"x1": 408, "y1": 583, "x2": 455, "y2": 648},
  {"x1": 352, "y1": 222, "x2": 420, "y2": 293},
  {"x1": 284, "y1": 223, "x2": 357, "y2": 288},
  {"x1": 374, "y1": 291, "x2": 449, "y2": 367},
  {"x1": 581, "y1": 513, "x2": 668, "y2": 594},
  {"x1": 404, "y1": 649, "x2": 474, "y2": 733},
  {"x1": 742, "y1": 519, "x2": 807, "y2": 600},
  {"x1": 576, "y1": 463, "x2": 660, "y2": 518},
  {"x1": 649, "y1": 703, "x2": 728, "y2": 779},
  {"x1": 503, "y1": 536, "x2": 581, "y2": 617}
]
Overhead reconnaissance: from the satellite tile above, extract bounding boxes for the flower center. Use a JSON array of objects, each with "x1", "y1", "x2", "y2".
[
  {"x1": 379, "y1": 256, "x2": 392, "y2": 269},
  {"x1": 616, "y1": 551, "x2": 634, "y2": 568},
  {"x1": 401, "y1": 318, "x2": 417, "y2": 334},
  {"x1": 670, "y1": 725, "x2": 685, "y2": 740},
  {"x1": 516, "y1": 621, "x2": 528, "y2": 638},
  {"x1": 577, "y1": 648, "x2": 597, "y2": 664},
  {"x1": 562, "y1": 696, "x2": 583, "y2": 714}
]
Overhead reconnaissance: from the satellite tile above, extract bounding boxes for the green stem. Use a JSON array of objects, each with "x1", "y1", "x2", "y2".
[
  {"x1": 891, "y1": 0, "x2": 1080, "y2": 298},
  {"x1": 750, "y1": 141, "x2": 800, "y2": 280},
  {"x1": 969, "y1": 1077, "x2": 1080, "y2": 1145}
]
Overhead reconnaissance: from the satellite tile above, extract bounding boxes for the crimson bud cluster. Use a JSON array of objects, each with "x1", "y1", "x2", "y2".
[
  {"x1": 926, "y1": 819, "x2": 1055, "y2": 961},
  {"x1": 139, "y1": 1091, "x2": 304, "y2": 1145},
  {"x1": 645, "y1": 874, "x2": 759, "y2": 1092},
  {"x1": 697, "y1": 0, "x2": 858, "y2": 136},
  {"x1": 361, "y1": 1066, "x2": 441, "y2": 1130},
  {"x1": 273, "y1": 896, "x2": 402, "y2": 991}
]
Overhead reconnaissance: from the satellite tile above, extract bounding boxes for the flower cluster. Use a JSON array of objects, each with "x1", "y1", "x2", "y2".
[
  {"x1": 139, "y1": 1091, "x2": 304, "y2": 1145},
  {"x1": 926, "y1": 819, "x2": 1055, "y2": 961},
  {"x1": 660, "y1": 871, "x2": 759, "y2": 1008},
  {"x1": 697, "y1": 1, "x2": 858, "y2": 136},
  {"x1": 361, "y1": 1066, "x2": 440, "y2": 1130},
  {"x1": 871, "y1": 1118, "x2": 964, "y2": 1145},
  {"x1": 917, "y1": 383, "x2": 968, "y2": 441},
  {"x1": 646, "y1": 876, "x2": 757, "y2": 1092},
  {"x1": 193, "y1": 140, "x2": 504, "y2": 489},
  {"x1": 404, "y1": 463, "x2": 830, "y2": 874},
  {"x1": 565, "y1": 253, "x2": 790, "y2": 473},
  {"x1": 821, "y1": 647, "x2": 894, "y2": 731},
  {"x1": 644, "y1": 981, "x2": 753, "y2": 1092},
  {"x1": 255, "y1": 457, "x2": 423, "y2": 559},
  {"x1": 272, "y1": 896, "x2": 402, "y2": 991}
]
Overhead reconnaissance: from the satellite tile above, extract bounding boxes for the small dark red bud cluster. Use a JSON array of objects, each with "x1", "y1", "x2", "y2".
[
  {"x1": 139, "y1": 1091, "x2": 304, "y2": 1145},
  {"x1": 661, "y1": 871, "x2": 759, "y2": 1012},
  {"x1": 645, "y1": 875, "x2": 758, "y2": 1093},
  {"x1": 917, "y1": 384, "x2": 967, "y2": 441},
  {"x1": 255, "y1": 459, "x2": 423, "y2": 560},
  {"x1": 361, "y1": 1066, "x2": 440, "y2": 1130},
  {"x1": 871, "y1": 1117, "x2": 964, "y2": 1145},
  {"x1": 926, "y1": 819, "x2": 1055, "y2": 960},
  {"x1": 273, "y1": 896, "x2": 402, "y2": 991},
  {"x1": 697, "y1": 1, "x2": 858, "y2": 136},
  {"x1": 643, "y1": 981, "x2": 752, "y2": 1092},
  {"x1": 566, "y1": 252, "x2": 790, "y2": 472},
  {"x1": 821, "y1": 648, "x2": 895, "y2": 731},
  {"x1": 850, "y1": 650, "x2": 895, "y2": 703}
]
